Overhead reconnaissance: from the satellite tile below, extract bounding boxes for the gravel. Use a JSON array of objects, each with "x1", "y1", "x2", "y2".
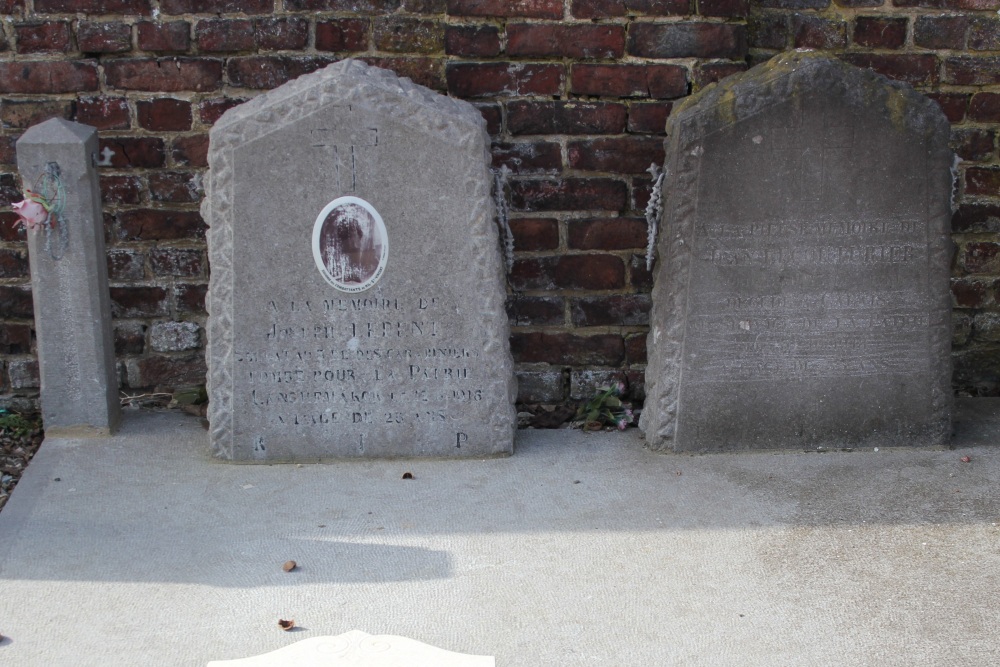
[{"x1": 0, "y1": 412, "x2": 43, "y2": 514}]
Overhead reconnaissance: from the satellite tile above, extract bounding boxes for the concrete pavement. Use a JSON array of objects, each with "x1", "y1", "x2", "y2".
[{"x1": 1, "y1": 400, "x2": 998, "y2": 666}]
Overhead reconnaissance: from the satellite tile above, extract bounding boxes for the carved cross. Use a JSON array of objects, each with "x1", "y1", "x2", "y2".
[{"x1": 310, "y1": 125, "x2": 378, "y2": 193}]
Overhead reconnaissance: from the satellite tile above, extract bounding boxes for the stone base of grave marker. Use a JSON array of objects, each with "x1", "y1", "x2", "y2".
[
  {"x1": 206, "y1": 631, "x2": 495, "y2": 666},
  {"x1": 205, "y1": 60, "x2": 516, "y2": 460},
  {"x1": 15, "y1": 119, "x2": 121, "y2": 437},
  {"x1": 640, "y1": 52, "x2": 954, "y2": 452}
]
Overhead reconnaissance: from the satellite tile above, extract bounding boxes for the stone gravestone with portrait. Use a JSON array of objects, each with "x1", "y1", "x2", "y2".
[
  {"x1": 204, "y1": 60, "x2": 516, "y2": 460},
  {"x1": 641, "y1": 52, "x2": 954, "y2": 452}
]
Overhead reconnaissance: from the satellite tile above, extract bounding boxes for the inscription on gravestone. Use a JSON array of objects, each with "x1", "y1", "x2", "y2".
[
  {"x1": 641, "y1": 52, "x2": 954, "y2": 451},
  {"x1": 205, "y1": 60, "x2": 516, "y2": 460}
]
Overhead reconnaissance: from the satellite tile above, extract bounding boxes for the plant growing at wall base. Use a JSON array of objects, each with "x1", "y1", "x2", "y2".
[{"x1": 576, "y1": 381, "x2": 634, "y2": 431}]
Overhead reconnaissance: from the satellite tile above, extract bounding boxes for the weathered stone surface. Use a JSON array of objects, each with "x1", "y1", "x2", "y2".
[
  {"x1": 207, "y1": 631, "x2": 494, "y2": 666},
  {"x1": 150, "y1": 320, "x2": 200, "y2": 352},
  {"x1": 16, "y1": 119, "x2": 121, "y2": 437},
  {"x1": 641, "y1": 52, "x2": 953, "y2": 452},
  {"x1": 205, "y1": 59, "x2": 515, "y2": 461}
]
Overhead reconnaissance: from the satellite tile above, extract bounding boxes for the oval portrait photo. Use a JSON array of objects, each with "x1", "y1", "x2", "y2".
[{"x1": 312, "y1": 196, "x2": 388, "y2": 293}]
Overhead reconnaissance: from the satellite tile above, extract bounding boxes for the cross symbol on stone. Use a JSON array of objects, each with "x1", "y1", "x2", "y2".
[{"x1": 310, "y1": 125, "x2": 378, "y2": 193}]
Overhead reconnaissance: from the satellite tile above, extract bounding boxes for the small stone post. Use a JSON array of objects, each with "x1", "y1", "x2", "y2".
[{"x1": 16, "y1": 119, "x2": 121, "y2": 436}]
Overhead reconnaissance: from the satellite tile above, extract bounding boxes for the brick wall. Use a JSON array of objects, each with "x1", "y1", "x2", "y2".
[{"x1": 0, "y1": 0, "x2": 997, "y2": 411}]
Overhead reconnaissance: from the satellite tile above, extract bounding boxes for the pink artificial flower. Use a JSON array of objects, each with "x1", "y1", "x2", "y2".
[
  {"x1": 613, "y1": 381, "x2": 626, "y2": 396},
  {"x1": 616, "y1": 417, "x2": 628, "y2": 431},
  {"x1": 12, "y1": 197, "x2": 48, "y2": 231}
]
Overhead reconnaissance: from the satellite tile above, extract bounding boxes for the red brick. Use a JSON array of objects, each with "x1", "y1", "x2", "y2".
[
  {"x1": 853, "y1": 16, "x2": 906, "y2": 49},
  {"x1": 100, "y1": 175, "x2": 143, "y2": 205},
  {"x1": 75, "y1": 96, "x2": 130, "y2": 129},
  {"x1": 758, "y1": 0, "x2": 830, "y2": 5},
  {"x1": 171, "y1": 134, "x2": 209, "y2": 167},
  {"x1": 970, "y1": 18, "x2": 1000, "y2": 51},
  {"x1": 315, "y1": 19, "x2": 369, "y2": 52},
  {"x1": 694, "y1": 62, "x2": 747, "y2": 88},
  {"x1": 227, "y1": 56, "x2": 334, "y2": 89},
  {"x1": 835, "y1": 0, "x2": 883, "y2": 6},
  {"x1": 286, "y1": 0, "x2": 399, "y2": 8},
  {"x1": 105, "y1": 58, "x2": 223, "y2": 92},
  {"x1": 0, "y1": 138, "x2": 14, "y2": 168},
  {"x1": 35, "y1": 0, "x2": 151, "y2": 13},
  {"x1": 476, "y1": 102, "x2": 502, "y2": 134},
  {"x1": 447, "y1": 62, "x2": 564, "y2": 98},
  {"x1": 361, "y1": 57, "x2": 445, "y2": 90},
  {"x1": 149, "y1": 171, "x2": 201, "y2": 203},
  {"x1": 107, "y1": 248, "x2": 146, "y2": 280},
  {"x1": 749, "y1": 14, "x2": 788, "y2": 49},
  {"x1": 629, "y1": 253, "x2": 653, "y2": 289},
  {"x1": 511, "y1": 254, "x2": 626, "y2": 290},
  {"x1": 0, "y1": 212, "x2": 21, "y2": 241},
  {"x1": 951, "y1": 278, "x2": 995, "y2": 308},
  {"x1": 625, "y1": 332, "x2": 646, "y2": 364},
  {"x1": 113, "y1": 322, "x2": 146, "y2": 355},
  {"x1": 447, "y1": 0, "x2": 564, "y2": 18},
  {"x1": 404, "y1": 0, "x2": 446, "y2": 9},
  {"x1": 966, "y1": 167, "x2": 1000, "y2": 197},
  {"x1": 507, "y1": 24, "x2": 626, "y2": 59},
  {"x1": 0, "y1": 323, "x2": 31, "y2": 355},
  {"x1": 568, "y1": 217, "x2": 647, "y2": 250},
  {"x1": 568, "y1": 137, "x2": 665, "y2": 174},
  {"x1": 150, "y1": 247, "x2": 203, "y2": 277},
  {"x1": 929, "y1": 92, "x2": 969, "y2": 123},
  {"x1": 510, "y1": 332, "x2": 626, "y2": 366},
  {"x1": 952, "y1": 128, "x2": 996, "y2": 162},
  {"x1": 0, "y1": 286, "x2": 33, "y2": 318},
  {"x1": 137, "y1": 98, "x2": 192, "y2": 131},
  {"x1": 506, "y1": 295, "x2": 565, "y2": 326},
  {"x1": 77, "y1": 22, "x2": 132, "y2": 53},
  {"x1": 196, "y1": 19, "x2": 255, "y2": 52},
  {"x1": 508, "y1": 101, "x2": 626, "y2": 135},
  {"x1": 256, "y1": 18, "x2": 309, "y2": 51},
  {"x1": 0, "y1": 61, "x2": 98, "y2": 93},
  {"x1": 970, "y1": 93, "x2": 1000, "y2": 123},
  {"x1": 627, "y1": 102, "x2": 671, "y2": 133},
  {"x1": 0, "y1": 0, "x2": 23, "y2": 12},
  {"x1": 963, "y1": 242, "x2": 1000, "y2": 274},
  {"x1": 98, "y1": 137, "x2": 165, "y2": 168},
  {"x1": 953, "y1": 204, "x2": 1000, "y2": 233},
  {"x1": 793, "y1": 15, "x2": 847, "y2": 49},
  {"x1": 841, "y1": 53, "x2": 939, "y2": 85},
  {"x1": 128, "y1": 356, "x2": 207, "y2": 389},
  {"x1": 116, "y1": 209, "x2": 206, "y2": 241},
  {"x1": 959, "y1": 0, "x2": 999, "y2": 7},
  {"x1": 944, "y1": 57, "x2": 1000, "y2": 85},
  {"x1": 628, "y1": 22, "x2": 746, "y2": 59},
  {"x1": 0, "y1": 248, "x2": 27, "y2": 279},
  {"x1": 698, "y1": 0, "x2": 748, "y2": 16},
  {"x1": 0, "y1": 99, "x2": 72, "y2": 129},
  {"x1": 509, "y1": 217, "x2": 559, "y2": 251},
  {"x1": 571, "y1": 294, "x2": 650, "y2": 326},
  {"x1": 199, "y1": 97, "x2": 247, "y2": 125},
  {"x1": 914, "y1": 15, "x2": 969, "y2": 50},
  {"x1": 492, "y1": 141, "x2": 562, "y2": 174},
  {"x1": 15, "y1": 22, "x2": 71, "y2": 54},
  {"x1": 511, "y1": 178, "x2": 627, "y2": 212},
  {"x1": 175, "y1": 283, "x2": 207, "y2": 314},
  {"x1": 137, "y1": 21, "x2": 190, "y2": 52},
  {"x1": 161, "y1": 0, "x2": 271, "y2": 12},
  {"x1": 893, "y1": 0, "x2": 959, "y2": 7},
  {"x1": 572, "y1": 0, "x2": 689, "y2": 18},
  {"x1": 373, "y1": 17, "x2": 443, "y2": 54},
  {"x1": 445, "y1": 25, "x2": 500, "y2": 57},
  {"x1": 571, "y1": 64, "x2": 687, "y2": 99}
]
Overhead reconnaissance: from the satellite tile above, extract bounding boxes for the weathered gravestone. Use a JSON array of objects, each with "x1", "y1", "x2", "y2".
[
  {"x1": 15, "y1": 119, "x2": 121, "y2": 436},
  {"x1": 641, "y1": 52, "x2": 954, "y2": 452},
  {"x1": 205, "y1": 60, "x2": 516, "y2": 460}
]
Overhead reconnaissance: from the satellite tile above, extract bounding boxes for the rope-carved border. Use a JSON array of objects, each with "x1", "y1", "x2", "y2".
[
  {"x1": 641, "y1": 53, "x2": 954, "y2": 451},
  {"x1": 205, "y1": 60, "x2": 516, "y2": 460}
]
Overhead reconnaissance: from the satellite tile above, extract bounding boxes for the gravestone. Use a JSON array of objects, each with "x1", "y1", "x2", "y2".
[
  {"x1": 15, "y1": 119, "x2": 121, "y2": 436},
  {"x1": 205, "y1": 60, "x2": 516, "y2": 460},
  {"x1": 207, "y1": 631, "x2": 494, "y2": 666},
  {"x1": 641, "y1": 52, "x2": 954, "y2": 452}
]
